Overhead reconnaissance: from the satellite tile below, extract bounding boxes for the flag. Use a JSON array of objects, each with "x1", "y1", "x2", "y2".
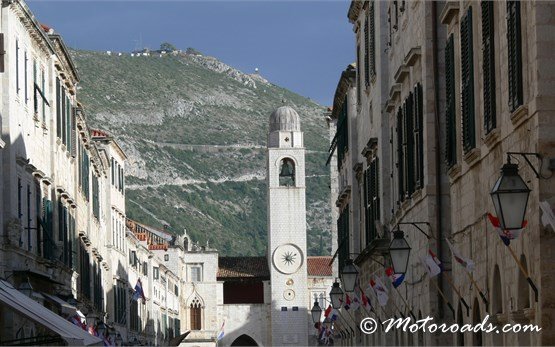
[
  {"x1": 385, "y1": 267, "x2": 405, "y2": 288},
  {"x1": 370, "y1": 276, "x2": 389, "y2": 306},
  {"x1": 359, "y1": 287, "x2": 371, "y2": 310},
  {"x1": 351, "y1": 294, "x2": 361, "y2": 311},
  {"x1": 487, "y1": 213, "x2": 527, "y2": 246},
  {"x1": 217, "y1": 320, "x2": 225, "y2": 340},
  {"x1": 330, "y1": 309, "x2": 339, "y2": 322},
  {"x1": 344, "y1": 293, "x2": 351, "y2": 310},
  {"x1": 132, "y1": 278, "x2": 146, "y2": 303},
  {"x1": 445, "y1": 239, "x2": 475, "y2": 272},
  {"x1": 421, "y1": 250, "x2": 442, "y2": 278},
  {"x1": 324, "y1": 305, "x2": 332, "y2": 318}
]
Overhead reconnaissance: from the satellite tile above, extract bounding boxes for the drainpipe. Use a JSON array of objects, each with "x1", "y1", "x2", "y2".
[{"x1": 431, "y1": 1, "x2": 445, "y2": 319}]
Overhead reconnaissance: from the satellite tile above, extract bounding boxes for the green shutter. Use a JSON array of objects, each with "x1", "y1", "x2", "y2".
[
  {"x1": 356, "y1": 45, "x2": 361, "y2": 104},
  {"x1": 482, "y1": 1, "x2": 496, "y2": 133},
  {"x1": 404, "y1": 93, "x2": 415, "y2": 195},
  {"x1": 461, "y1": 7, "x2": 476, "y2": 153},
  {"x1": 369, "y1": 2, "x2": 376, "y2": 78},
  {"x1": 364, "y1": 16, "x2": 370, "y2": 86},
  {"x1": 507, "y1": 1, "x2": 523, "y2": 112},
  {"x1": 445, "y1": 34, "x2": 457, "y2": 167},
  {"x1": 396, "y1": 107, "x2": 404, "y2": 202},
  {"x1": 56, "y1": 78, "x2": 61, "y2": 139},
  {"x1": 414, "y1": 83, "x2": 424, "y2": 188}
]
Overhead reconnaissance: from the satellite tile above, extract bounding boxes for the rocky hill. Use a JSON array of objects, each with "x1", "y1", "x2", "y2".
[{"x1": 71, "y1": 49, "x2": 332, "y2": 256}]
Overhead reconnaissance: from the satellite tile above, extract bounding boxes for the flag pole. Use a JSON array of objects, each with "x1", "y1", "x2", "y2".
[
  {"x1": 393, "y1": 287, "x2": 416, "y2": 320},
  {"x1": 506, "y1": 244, "x2": 539, "y2": 302},
  {"x1": 431, "y1": 278, "x2": 455, "y2": 318},
  {"x1": 444, "y1": 273, "x2": 470, "y2": 316},
  {"x1": 466, "y1": 272, "x2": 488, "y2": 306}
]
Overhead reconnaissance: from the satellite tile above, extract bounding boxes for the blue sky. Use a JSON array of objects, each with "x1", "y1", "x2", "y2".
[{"x1": 27, "y1": 1, "x2": 354, "y2": 106}]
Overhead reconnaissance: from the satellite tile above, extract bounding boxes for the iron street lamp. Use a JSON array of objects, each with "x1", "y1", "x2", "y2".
[
  {"x1": 340, "y1": 259, "x2": 358, "y2": 293},
  {"x1": 490, "y1": 162, "x2": 531, "y2": 230},
  {"x1": 311, "y1": 301, "x2": 322, "y2": 323},
  {"x1": 329, "y1": 281, "x2": 343, "y2": 309},
  {"x1": 389, "y1": 228, "x2": 411, "y2": 274}
]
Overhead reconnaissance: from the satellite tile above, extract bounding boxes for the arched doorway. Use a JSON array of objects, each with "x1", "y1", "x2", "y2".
[{"x1": 231, "y1": 334, "x2": 258, "y2": 346}]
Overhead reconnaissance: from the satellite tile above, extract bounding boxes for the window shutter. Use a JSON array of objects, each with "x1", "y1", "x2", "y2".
[
  {"x1": 507, "y1": 1, "x2": 523, "y2": 112},
  {"x1": 56, "y1": 78, "x2": 61, "y2": 139},
  {"x1": 374, "y1": 157, "x2": 380, "y2": 222},
  {"x1": 364, "y1": 16, "x2": 370, "y2": 86},
  {"x1": 364, "y1": 168, "x2": 371, "y2": 244},
  {"x1": 15, "y1": 40, "x2": 19, "y2": 93},
  {"x1": 405, "y1": 93, "x2": 415, "y2": 196},
  {"x1": 71, "y1": 108, "x2": 77, "y2": 157},
  {"x1": 461, "y1": 7, "x2": 476, "y2": 153},
  {"x1": 0, "y1": 34, "x2": 4, "y2": 73},
  {"x1": 445, "y1": 34, "x2": 457, "y2": 167},
  {"x1": 396, "y1": 107, "x2": 404, "y2": 202},
  {"x1": 482, "y1": 1, "x2": 496, "y2": 133},
  {"x1": 369, "y1": 2, "x2": 376, "y2": 78},
  {"x1": 414, "y1": 83, "x2": 424, "y2": 188},
  {"x1": 356, "y1": 45, "x2": 361, "y2": 104},
  {"x1": 61, "y1": 89, "x2": 66, "y2": 145}
]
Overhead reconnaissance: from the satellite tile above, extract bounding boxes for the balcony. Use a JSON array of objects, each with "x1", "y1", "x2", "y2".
[{"x1": 135, "y1": 232, "x2": 147, "y2": 241}]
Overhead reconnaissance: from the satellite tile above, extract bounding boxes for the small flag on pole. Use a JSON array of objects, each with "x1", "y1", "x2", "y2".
[
  {"x1": 132, "y1": 278, "x2": 147, "y2": 304},
  {"x1": 217, "y1": 320, "x2": 225, "y2": 340},
  {"x1": 487, "y1": 213, "x2": 526, "y2": 246},
  {"x1": 445, "y1": 238, "x2": 475, "y2": 272},
  {"x1": 421, "y1": 250, "x2": 442, "y2": 278},
  {"x1": 344, "y1": 293, "x2": 351, "y2": 311},
  {"x1": 370, "y1": 276, "x2": 389, "y2": 306},
  {"x1": 324, "y1": 305, "x2": 332, "y2": 318},
  {"x1": 385, "y1": 267, "x2": 405, "y2": 288}
]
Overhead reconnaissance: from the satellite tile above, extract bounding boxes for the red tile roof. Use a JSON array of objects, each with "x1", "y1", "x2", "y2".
[
  {"x1": 307, "y1": 256, "x2": 334, "y2": 277},
  {"x1": 218, "y1": 256, "x2": 269, "y2": 280}
]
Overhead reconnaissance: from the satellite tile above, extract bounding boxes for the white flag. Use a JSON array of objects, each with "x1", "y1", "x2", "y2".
[{"x1": 445, "y1": 239, "x2": 475, "y2": 272}]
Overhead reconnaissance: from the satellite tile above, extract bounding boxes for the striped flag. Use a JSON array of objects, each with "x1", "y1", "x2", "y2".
[
  {"x1": 487, "y1": 213, "x2": 526, "y2": 246},
  {"x1": 445, "y1": 238, "x2": 475, "y2": 272},
  {"x1": 385, "y1": 267, "x2": 405, "y2": 288}
]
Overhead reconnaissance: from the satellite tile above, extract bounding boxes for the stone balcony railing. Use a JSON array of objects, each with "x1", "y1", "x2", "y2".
[
  {"x1": 148, "y1": 244, "x2": 168, "y2": 251},
  {"x1": 135, "y1": 232, "x2": 147, "y2": 241}
]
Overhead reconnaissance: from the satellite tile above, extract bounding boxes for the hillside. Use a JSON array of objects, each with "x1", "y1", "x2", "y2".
[{"x1": 71, "y1": 49, "x2": 332, "y2": 256}]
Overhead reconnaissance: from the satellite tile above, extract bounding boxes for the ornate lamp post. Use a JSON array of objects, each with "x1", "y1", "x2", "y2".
[
  {"x1": 340, "y1": 259, "x2": 359, "y2": 293},
  {"x1": 311, "y1": 301, "x2": 322, "y2": 323},
  {"x1": 490, "y1": 161, "x2": 531, "y2": 230},
  {"x1": 329, "y1": 281, "x2": 343, "y2": 309},
  {"x1": 388, "y1": 228, "x2": 411, "y2": 274}
]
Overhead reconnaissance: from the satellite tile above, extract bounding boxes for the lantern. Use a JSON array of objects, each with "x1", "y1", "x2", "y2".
[{"x1": 490, "y1": 162, "x2": 531, "y2": 230}]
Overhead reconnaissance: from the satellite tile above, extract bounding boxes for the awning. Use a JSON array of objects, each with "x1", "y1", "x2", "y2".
[
  {"x1": 42, "y1": 293, "x2": 77, "y2": 317},
  {"x1": 0, "y1": 280, "x2": 102, "y2": 346}
]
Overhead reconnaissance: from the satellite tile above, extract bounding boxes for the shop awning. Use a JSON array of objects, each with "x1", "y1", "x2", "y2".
[{"x1": 0, "y1": 280, "x2": 102, "y2": 346}]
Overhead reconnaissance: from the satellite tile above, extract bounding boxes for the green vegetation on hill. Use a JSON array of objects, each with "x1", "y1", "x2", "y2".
[{"x1": 71, "y1": 49, "x2": 332, "y2": 256}]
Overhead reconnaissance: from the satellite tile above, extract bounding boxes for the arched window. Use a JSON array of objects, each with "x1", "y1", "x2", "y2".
[
  {"x1": 190, "y1": 298, "x2": 202, "y2": 330},
  {"x1": 517, "y1": 255, "x2": 531, "y2": 346},
  {"x1": 279, "y1": 158, "x2": 295, "y2": 186}
]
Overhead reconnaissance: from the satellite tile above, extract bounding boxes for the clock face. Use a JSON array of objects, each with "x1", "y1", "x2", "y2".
[{"x1": 272, "y1": 244, "x2": 303, "y2": 274}]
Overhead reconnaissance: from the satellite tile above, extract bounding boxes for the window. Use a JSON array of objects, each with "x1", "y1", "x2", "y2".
[
  {"x1": 356, "y1": 44, "x2": 361, "y2": 104},
  {"x1": 93, "y1": 261, "x2": 103, "y2": 310},
  {"x1": 364, "y1": 158, "x2": 380, "y2": 245},
  {"x1": 56, "y1": 78, "x2": 62, "y2": 139},
  {"x1": 507, "y1": 1, "x2": 523, "y2": 112},
  {"x1": 153, "y1": 266, "x2": 160, "y2": 280},
  {"x1": 130, "y1": 299, "x2": 140, "y2": 332},
  {"x1": 190, "y1": 265, "x2": 202, "y2": 282},
  {"x1": 143, "y1": 262, "x2": 148, "y2": 276},
  {"x1": 15, "y1": 39, "x2": 19, "y2": 93},
  {"x1": 368, "y1": 2, "x2": 376, "y2": 80},
  {"x1": 396, "y1": 107, "x2": 404, "y2": 202},
  {"x1": 24, "y1": 51, "x2": 28, "y2": 103},
  {"x1": 80, "y1": 242, "x2": 91, "y2": 301},
  {"x1": 336, "y1": 96, "x2": 349, "y2": 170},
  {"x1": 482, "y1": 1, "x2": 496, "y2": 134},
  {"x1": 337, "y1": 205, "x2": 350, "y2": 270},
  {"x1": 445, "y1": 34, "x2": 457, "y2": 167},
  {"x1": 92, "y1": 175, "x2": 99, "y2": 219},
  {"x1": 114, "y1": 280, "x2": 127, "y2": 324},
  {"x1": 413, "y1": 83, "x2": 424, "y2": 188},
  {"x1": 364, "y1": 14, "x2": 370, "y2": 86},
  {"x1": 189, "y1": 298, "x2": 202, "y2": 330},
  {"x1": 461, "y1": 7, "x2": 476, "y2": 153}
]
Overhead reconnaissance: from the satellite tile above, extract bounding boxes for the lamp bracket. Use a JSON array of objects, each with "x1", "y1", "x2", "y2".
[
  {"x1": 396, "y1": 222, "x2": 434, "y2": 239},
  {"x1": 506, "y1": 152, "x2": 554, "y2": 179}
]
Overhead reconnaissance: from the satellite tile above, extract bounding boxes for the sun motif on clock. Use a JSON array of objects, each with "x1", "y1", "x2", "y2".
[{"x1": 273, "y1": 244, "x2": 303, "y2": 274}]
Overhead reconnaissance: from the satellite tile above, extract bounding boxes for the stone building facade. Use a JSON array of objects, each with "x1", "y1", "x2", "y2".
[{"x1": 330, "y1": 1, "x2": 555, "y2": 346}]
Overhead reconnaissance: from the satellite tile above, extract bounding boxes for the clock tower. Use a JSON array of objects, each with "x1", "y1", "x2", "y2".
[{"x1": 267, "y1": 106, "x2": 309, "y2": 346}]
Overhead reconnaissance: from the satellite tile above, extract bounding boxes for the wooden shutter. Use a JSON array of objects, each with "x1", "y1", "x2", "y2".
[
  {"x1": 61, "y1": 89, "x2": 66, "y2": 145},
  {"x1": 364, "y1": 16, "x2": 370, "y2": 86},
  {"x1": 71, "y1": 108, "x2": 77, "y2": 157},
  {"x1": 461, "y1": 7, "x2": 475, "y2": 153},
  {"x1": 0, "y1": 34, "x2": 4, "y2": 73},
  {"x1": 445, "y1": 35, "x2": 457, "y2": 167},
  {"x1": 482, "y1": 1, "x2": 496, "y2": 133},
  {"x1": 507, "y1": 1, "x2": 523, "y2": 112},
  {"x1": 404, "y1": 93, "x2": 415, "y2": 196},
  {"x1": 364, "y1": 168, "x2": 372, "y2": 244},
  {"x1": 396, "y1": 107, "x2": 404, "y2": 202},
  {"x1": 356, "y1": 45, "x2": 361, "y2": 104},
  {"x1": 369, "y1": 2, "x2": 376, "y2": 78},
  {"x1": 56, "y1": 78, "x2": 61, "y2": 138},
  {"x1": 414, "y1": 83, "x2": 424, "y2": 188}
]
